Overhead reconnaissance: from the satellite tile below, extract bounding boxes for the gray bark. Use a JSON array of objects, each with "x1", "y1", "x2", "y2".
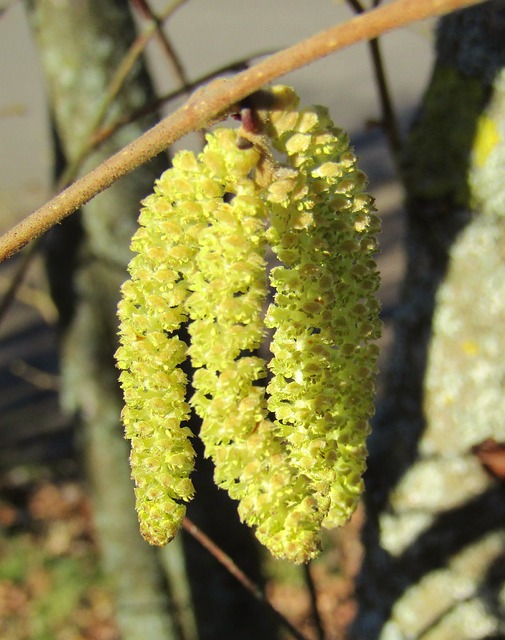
[
  {"x1": 352, "y1": 3, "x2": 505, "y2": 638},
  {"x1": 24, "y1": 2, "x2": 178, "y2": 638}
]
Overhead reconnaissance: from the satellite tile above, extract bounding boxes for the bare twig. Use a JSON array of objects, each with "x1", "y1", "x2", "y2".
[
  {"x1": 0, "y1": 241, "x2": 40, "y2": 327},
  {"x1": 0, "y1": 1, "x2": 188, "y2": 323},
  {"x1": 130, "y1": 0, "x2": 207, "y2": 146},
  {"x1": 91, "y1": 51, "x2": 272, "y2": 146},
  {"x1": 346, "y1": 0, "x2": 402, "y2": 155},
  {"x1": 131, "y1": 0, "x2": 190, "y2": 84},
  {"x1": 182, "y1": 517, "x2": 310, "y2": 640},
  {"x1": 58, "y1": 0, "x2": 188, "y2": 189},
  {"x1": 346, "y1": 0, "x2": 365, "y2": 13},
  {"x1": 0, "y1": 0, "x2": 484, "y2": 263},
  {"x1": 9, "y1": 359, "x2": 60, "y2": 391},
  {"x1": 303, "y1": 563, "x2": 326, "y2": 640}
]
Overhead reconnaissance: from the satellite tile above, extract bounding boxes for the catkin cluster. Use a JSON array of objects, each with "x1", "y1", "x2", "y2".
[{"x1": 116, "y1": 86, "x2": 381, "y2": 562}]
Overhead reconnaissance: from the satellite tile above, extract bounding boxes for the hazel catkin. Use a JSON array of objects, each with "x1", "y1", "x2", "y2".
[
  {"x1": 264, "y1": 86, "x2": 381, "y2": 528},
  {"x1": 116, "y1": 87, "x2": 381, "y2": 562}
]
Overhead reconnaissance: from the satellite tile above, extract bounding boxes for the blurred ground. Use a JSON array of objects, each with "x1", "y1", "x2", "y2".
[{"x1": 0, "y1": 1, "x2": 435, "y2": 638}]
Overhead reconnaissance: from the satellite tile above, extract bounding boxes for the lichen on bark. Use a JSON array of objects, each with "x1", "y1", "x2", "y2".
[{"x1": 352, "y1": 4, "x2": 505, "y2": 638}]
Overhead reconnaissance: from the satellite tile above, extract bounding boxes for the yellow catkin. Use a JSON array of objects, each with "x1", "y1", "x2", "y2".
[
  {"x1": 116, "y1": 86, "x2": 381, "y2": 561},
  {"x1": 263, "y1": 86, "x2": 381, "y2": 528}
]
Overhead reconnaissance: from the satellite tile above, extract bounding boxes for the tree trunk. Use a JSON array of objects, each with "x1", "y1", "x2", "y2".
[
  {"x1": 25, "y1": 2, "x2": 179, "y2": 638},
  {"x1": 352, "y1": 3, "x2": 505, "y2": 638}
]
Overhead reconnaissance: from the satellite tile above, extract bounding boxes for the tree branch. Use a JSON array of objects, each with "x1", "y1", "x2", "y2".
[
  {"x1": 0, "y1": 0, "x2": 483, "y2": 263},
  {"x1": 182, "y1": 517, "x2": 310, "y2": 640}
]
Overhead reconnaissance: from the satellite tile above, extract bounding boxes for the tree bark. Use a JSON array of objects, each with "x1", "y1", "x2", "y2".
[
  {"x1": 352, "y1": 2, "x2": 505, "y2": 638},
  {"x1": 24, "y1": 2, "x2": 179, "y2": 638}
]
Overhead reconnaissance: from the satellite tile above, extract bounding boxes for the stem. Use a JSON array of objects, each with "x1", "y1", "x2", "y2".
[
  {"x1": 0, "y1": 241, "x2": 40, "y2": 327},
  {"x1": 58, "y1": 0, "x2": 186, "y2": 189},
  {"x1": 303, "y1": 563, "x2": 326, "y2": 640},
  {"x1": 0, "y1": 0, "x2": 484, "y2": 263},
  {"x1": 181, "y1": 518, "x2": 310, "y2": 640},
  {"x1": 130, "y1": 0, "x2": 207, "y2": 147},
  {"x1": 131, "y1": 0, "x2": 190, "y2": 84},
  {"x1": 346, "y1": 0, "x2": 402, "y2": 156},
  {"x1": 369, "y1": 37, "x2": 402, "y2": 155}
]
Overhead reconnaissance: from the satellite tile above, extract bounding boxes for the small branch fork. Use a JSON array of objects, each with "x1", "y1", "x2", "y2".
[{"x1": 0, "y1": 0, "x2": 484, "y2": 263}]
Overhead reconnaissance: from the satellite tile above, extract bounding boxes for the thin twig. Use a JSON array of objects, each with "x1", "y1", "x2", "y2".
[
  {"x1": 346, "y1": 0, "x2": 402, "y2": 156},
  {"x1": 303, "y1": 563, "x2": 326, "y2": 640},
  {"x1": 346, "y1": 0, "x2": 365, "y2": 13},
  {"x1": 58, "y1": 0, "x2": 188, "y2": 189},
  {"x1": 181, "y1": 517, "x2": 310, "y2": 640},
  {"x1": 9, "y1": 359, "x2": 60, "y2": 391},
  {"x1": 0, "y1": 0, "x2": 484, "y2": 263},
  {"x1": 0, "y1": 241, "x2": 40, "y2": 327},
  {"x1": 91, "y1": 52, "x2": 272, "y2": 147},
  {"x1": 0, "y1": 2, "x2": 185, "y2": 323},
  {"x1": 130, "y1": 0, "x2": 207, "y2": 146},
  {"x1": 131, "y1": 0, "x2": 190, "y2": 84},
  {"x1": 368, "y1": 37, "x2": 402, "y2": 155}
]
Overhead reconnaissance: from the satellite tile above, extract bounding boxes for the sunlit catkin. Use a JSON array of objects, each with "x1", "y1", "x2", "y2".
[
  {"x1": 116, "y1": 87, "x2": 381, "y2": 561},
  {"x1": 115, "y1": 149, "x2": 208, "y2": 545},
  {"x1": 264, "y1": 86, "x2": 381, "y2": 528},
  {"x1": 185, "y1": 128, "x2": 326, "y2": 563}
]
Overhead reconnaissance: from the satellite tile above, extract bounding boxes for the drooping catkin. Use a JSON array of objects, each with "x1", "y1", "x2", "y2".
[
  {"x1": 184, "y1": 128, "x2": 326, "y2": 562},
  {"x1": 116, "y1": 149, "x2": 207, "y2": 544},
  {"x1": 116, "y1": 87, "x2": 381, "y2": 561},
  {"x1": 264, "y1": 87, "x2": 381, "y2": 528}
]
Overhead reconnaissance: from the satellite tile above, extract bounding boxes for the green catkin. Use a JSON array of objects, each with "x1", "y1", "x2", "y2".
[
  {"x1": 116, "y1": 150, "x2": 209, "y2": 545},
  {"x1": 116, "y1": 87, "x2": 381, "y2": 562},
  {"x1": 185, "y1": 128, "x2": 269, "y2": 475},
  {"x1": 264, "y1": 86, "x2": 381, "y2": 528},
  {"x1": 186, "y1": 129, "x2": 325, "y2": 563}
]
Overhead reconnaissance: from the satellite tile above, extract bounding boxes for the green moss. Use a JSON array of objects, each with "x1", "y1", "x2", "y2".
[{"x1": 402, "y1": 65, "x2": 488, "y2": 206}]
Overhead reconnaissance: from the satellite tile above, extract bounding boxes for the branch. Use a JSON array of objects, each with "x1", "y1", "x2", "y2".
[
  {"x1": 130, "y1": 0, "x2": 190, "y2": 85},
  {"x1": 303, "y1": 563, "x2": 326, "y2": 640},
  {"x1": 58, "y1": 0, "x2": 189, "y2": 189},
  {"x1": 345, "y1": 0, "x2": 402, "y2": 156},
  {"x1": 0, "y1": 0, "x2": 484, "y2": 263},
  {"x1": 90, "y1": 51, "x2": 272, "y2": 146},
  {"x1": 182, "y1": 518, "x2": 310, "y2": 640}
]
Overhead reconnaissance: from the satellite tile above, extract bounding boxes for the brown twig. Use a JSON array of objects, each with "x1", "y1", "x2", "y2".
[
  {"x1": 0, "y1": 2, "x2": 188, "y2": 323},
  {"x1": 91, "y1": 52, "x2": 271, "y2": 146},
  {"x1": 130, "y1": 0, "x2": 207, "y2": 146},
  {"x1": 303, "y1": 563, "x2": 326, "y2": 640},
  {"x1": 130, "y1": 0, "x2": 190, "y2": 84},
  {"x1": 57, "y1": 0, "x2": 188, "y2": 190},
  {"x1": 346, "y1": 0, "x2": 402, "y2": 156},
  {"x1": 0, "y1": 241, "x2": 40, "y2": 327},
  {"x1": 0, "y1": 0, "x2": 484, "y2": 264},
  {"x1": 181, "y1": 517, "x2": 310, "y2": 640}
]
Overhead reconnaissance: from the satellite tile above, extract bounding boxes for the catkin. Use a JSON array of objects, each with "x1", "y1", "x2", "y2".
[
  {"x1": 116, "y1": 86, "x2": 381, "y2": 561},
  {"x1": 264, "y1": 86, "x2": 381, "y2": 528},
  {"x1": 116, "y1": 149, "x2": 207, "y2": 544}
]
